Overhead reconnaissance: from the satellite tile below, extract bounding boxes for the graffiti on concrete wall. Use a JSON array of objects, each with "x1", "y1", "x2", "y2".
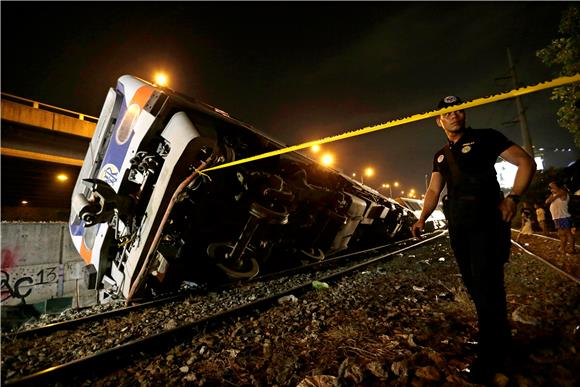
[
  {"x1": 1, "y1": 247, "x2": 20, "y2": 302},
  {"x1": 1, "y1": 224, "x2": 96, "y2": 309},
  {"x1": 1, "y1": 247, "x2": 18, "y2": 271},
  {"x1": 2, "y1": 247, "x2": 66, "y2": 304},
  {"x1": 1, "y1": 266, "x2": 60, "y2": 303}
]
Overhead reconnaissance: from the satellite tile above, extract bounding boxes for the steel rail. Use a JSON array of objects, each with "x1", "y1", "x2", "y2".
[
  {"x1": 239, "y1": 232, "x2": 443, "y2": 285},
  {"x1": 2, "y1": 293, "x2": 190, "y2": 340},
  {"x1": 4, "y1": 232, "x2": 446, "y2": 386},
  {"x1": 511, "y1": 239, "x2": 579, "y2": 284},
  {"x1": 515, "y1": 230, "x2": 580, "y2": 249},
  {"x1": 4, "y1": 231, "x2": 443, "y2": 339}
]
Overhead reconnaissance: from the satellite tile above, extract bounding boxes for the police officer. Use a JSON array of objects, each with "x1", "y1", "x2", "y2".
[{"x1": 411, "y1": 96, "x2": 536, "y2": 382}]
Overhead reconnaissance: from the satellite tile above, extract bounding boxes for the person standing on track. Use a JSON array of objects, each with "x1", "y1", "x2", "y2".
[
  {"x1": 411, "y1": 95, "x2": 536, "y2": 383},
  {"x1": 516, "y1": 204, "x2": 534, "y2": 242},
  {"x1": 534, "y1": 203, "x2": 548, "y2": 236},
  {"x1": 546, "y1": 180, "x2": 576, "y2": 255}
]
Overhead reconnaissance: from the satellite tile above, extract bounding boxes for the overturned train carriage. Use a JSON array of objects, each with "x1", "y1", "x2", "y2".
[{"x1": 69, "y1": 75, "x2": 417, "y2": 302}]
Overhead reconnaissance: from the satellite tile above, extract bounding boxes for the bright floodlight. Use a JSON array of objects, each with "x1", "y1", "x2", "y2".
[
  {"x1": 364, "y1": 167, "x2": 374, "y2": 177},
  {"x1": 154, "y1": 72, "x2": 169, "y2": 86},
  {"x1": 321, "y1": 153, "x2": 334, "y2": 166},
  {"x1": 21, "y1": 200, "x2": 28, "y2": 205},
  {"x1": 311, "y1": 144, "x2": 321, "y2": 153},
  {"x1": 56, "y1": 173, "x2": 68, "y2": 182}
]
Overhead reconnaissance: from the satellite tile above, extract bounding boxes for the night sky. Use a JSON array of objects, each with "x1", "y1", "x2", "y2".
[{"x1": 2, "y1": 2, "x2": 578, "y2": 194}]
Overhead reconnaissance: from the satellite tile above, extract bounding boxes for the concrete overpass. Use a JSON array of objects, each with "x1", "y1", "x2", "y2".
[
  {"x1": 1, "y1": 92, "x2": 97, "y2": 166},
  {"x1": 1, "y1": 93, "x2": 96, "y2": 216},
  {"x1": 1, "y1": 95, "x2": 100, "y2": 315}
]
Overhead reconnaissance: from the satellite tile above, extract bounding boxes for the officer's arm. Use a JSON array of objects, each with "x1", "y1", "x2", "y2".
[
  {"x1": 500, "y1": 144, "x2": 536, "y2": 196},
  {"x1": 499, "y1": 144, "x2": 536, "y2": 221},
  {"x1": 412, "y1": 172, "x2": 444, "y2": 238},
  {"x1": 419, "y1": 172, "x2": 445, "y2": 222}
]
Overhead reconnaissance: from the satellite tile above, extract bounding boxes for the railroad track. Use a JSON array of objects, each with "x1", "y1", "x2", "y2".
[
  {"x1": 3, "y1": 232, "x2": 439, "y2": 340},
  {"x1": 510, "y1": 231, "x2": 579, "y2": 284},
  {"x1": 3, "y1": 231, "x2": 447, "y2": 386},
  {"x1": 512, "y1": 229, "x2": 580, "y2": 247}
]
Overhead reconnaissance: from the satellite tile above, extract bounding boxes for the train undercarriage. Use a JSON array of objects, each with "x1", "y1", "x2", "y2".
[{"x1": 69, "y1": 75, "x2": 418, "y2": 303}]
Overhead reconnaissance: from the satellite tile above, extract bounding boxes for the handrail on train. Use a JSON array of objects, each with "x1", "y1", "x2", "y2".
[{"x1": 1, "y1": 92, "x2": 98, "y2": 122}]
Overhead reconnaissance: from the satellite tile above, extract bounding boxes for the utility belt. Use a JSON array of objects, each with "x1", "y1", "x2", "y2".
[
  {"x1": 443, "y1": 191, "x2": 503, "y2": 226},
  {"x1": 440, "y1": 144, "x2": 504, "y2": 227}
]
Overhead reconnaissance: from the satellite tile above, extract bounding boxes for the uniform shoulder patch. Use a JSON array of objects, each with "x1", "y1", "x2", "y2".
[{"x1": 437, "y1": 154, "x2": 445, "y2": 163}]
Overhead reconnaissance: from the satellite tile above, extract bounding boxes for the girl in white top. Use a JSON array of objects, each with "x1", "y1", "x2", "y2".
[
  {"x1": 546, "y1": 181, "x2": 575, "y2": 254},
  {"x1": 516, "y1": 205, "x2": 533, "y2": 242}
]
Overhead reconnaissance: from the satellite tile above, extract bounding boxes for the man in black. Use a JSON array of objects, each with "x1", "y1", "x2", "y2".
[{"x1": 411, "y1": 96, "x2": 536, "y2": 382}]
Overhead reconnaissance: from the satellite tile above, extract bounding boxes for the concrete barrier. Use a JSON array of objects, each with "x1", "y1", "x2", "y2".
[{"x1": 1, "y1": 222, "x2": 97, "y2": 314}]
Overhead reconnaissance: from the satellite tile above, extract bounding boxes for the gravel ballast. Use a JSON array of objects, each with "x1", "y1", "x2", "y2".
[{"x1": 3, "y1": 233, "x2": 578, "y2": 386}]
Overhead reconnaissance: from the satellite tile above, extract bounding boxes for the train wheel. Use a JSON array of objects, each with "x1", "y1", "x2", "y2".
[
  {"x1": 208, "y1": 242, "x2": 260, "y2": 279},
  {"x1": 216, "y1": 258, "x2": 259, "y2": 279},
  {"x1": 299, "y1": 248, "x2": 325, "y2": 262}
]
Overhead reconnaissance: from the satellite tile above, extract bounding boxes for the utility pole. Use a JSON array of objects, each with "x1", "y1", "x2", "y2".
[{"x1": 506, "y1": 47, "x2": 534, "y2": 156}]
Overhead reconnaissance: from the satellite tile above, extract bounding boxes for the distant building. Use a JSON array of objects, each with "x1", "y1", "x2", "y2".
[{"x1": 495, "y1": 156, "x2": 544, "y2": 190}]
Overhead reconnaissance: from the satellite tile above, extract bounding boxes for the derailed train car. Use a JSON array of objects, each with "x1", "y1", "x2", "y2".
[{"x1": 69, "y1": 75, "x2": 417, "y2": 302}]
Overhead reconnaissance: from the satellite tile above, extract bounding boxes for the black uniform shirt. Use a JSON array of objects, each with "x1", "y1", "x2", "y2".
[{"x1": 432, "y1": 128, "x2": 514, "y2": 225}]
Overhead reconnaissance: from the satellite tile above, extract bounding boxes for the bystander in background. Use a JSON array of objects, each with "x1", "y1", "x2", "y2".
[
  {"x1": 546, "y1": 180, "x2": 576, "y2": 255},
  {"x1": 534, "y1": 203, "x2": 548, "y2": 236},
  {"x1": 516, "y1": 204, "x2": 533, "y2": 242}
]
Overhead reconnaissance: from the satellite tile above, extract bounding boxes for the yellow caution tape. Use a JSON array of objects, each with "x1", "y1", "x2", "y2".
[{"x1": 203, "y1": 74, "x2": 579, "y2": 173}]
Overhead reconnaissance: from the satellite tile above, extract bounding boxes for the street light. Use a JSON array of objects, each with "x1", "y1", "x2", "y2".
[
  {"x1": 382, "y1": 183, "x2": 393, "y2": 197},
  {"x1": 154, "y1": 72, "x2": 169, "y2": 87},
  {"x1": 362, "y1": 167, "x2": 374, "y2": 185},
  {"x1": 320, "y1": 152, "x2": 334, "y2": 167},
  {"x1": 386, "y1": 182, "x2": 400, "y2": 197},
  {"x1": 311, "y1": 144, "x2": 321, "y2": 153},
  {"x1": 56, "y1": 173, "x2": 68, "y2": 182}
]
